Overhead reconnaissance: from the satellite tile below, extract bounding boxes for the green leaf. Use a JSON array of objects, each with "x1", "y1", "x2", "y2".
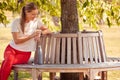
[
  {"x1": 106, "y1": 17, "x2": 112, "y2": 27},
  {"x1": 82, "y1": 0, "x2": 89, "y2": 8},
  {"x1": 110, "y1": 6, "x2": 114, "y2": 16}
]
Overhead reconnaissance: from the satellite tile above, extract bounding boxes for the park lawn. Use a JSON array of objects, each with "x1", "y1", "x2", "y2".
[
  {"x1": 0, "y1": 26, "x2": 120, "y2": 80},
  {"x1": 0, "y1": 27, "x2": 12, "y2": 61}
]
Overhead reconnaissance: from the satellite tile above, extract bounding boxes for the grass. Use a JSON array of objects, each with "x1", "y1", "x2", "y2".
[
  {"x1": 101, "y1": 26, "x2": 120, "y2": 80},
  {"x1": 0, "y1": 27, "x2": 12, "y2": 61},
  {"x1": 0, "y1": 26, "x2": 120, "y2": 80}
]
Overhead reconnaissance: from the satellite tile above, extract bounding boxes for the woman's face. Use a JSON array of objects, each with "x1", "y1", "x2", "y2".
[{"x1": 25, "y1": 9, "x2": 38, "y2": 22}]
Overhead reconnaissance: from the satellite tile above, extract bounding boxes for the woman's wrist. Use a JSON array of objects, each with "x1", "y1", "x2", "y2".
[{"x1": 28, "y1": 34, "x2": 34, "y2": 40}]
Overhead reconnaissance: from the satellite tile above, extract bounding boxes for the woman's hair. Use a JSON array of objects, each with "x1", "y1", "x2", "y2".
[{"x1": 20, "y1": 2, "x2": 38, "y2": 33}]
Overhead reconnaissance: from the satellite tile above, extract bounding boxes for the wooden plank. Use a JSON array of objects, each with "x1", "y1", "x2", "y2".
[
  {"x1": 13, "y1": 62, "x2": 120, "y2": 70},
  {"x1": 107, "y1": 57, "x2": 120, "y2": 62},
  {"x1": 61, "y1": 38, "x2": 66, "y2": 64},
  {"x1": 41, "y1": 36, "x2": 47, "y2": 54},
  {"x1": 92, "y1": 37, "x2": 98, "y2": 63},
  {"x1": 83, "y1": 37, "x2": 89, "y2": 64},
  {"x1": 45, "y1": 36, "x2": 52, "y2": 63},
  {"x1": 78, "y1": 32, "x2": 83, "y2": 64},
  {"x1": 67, "y1": 37, "x2": 71, "y2": 64},
  {"x1": 56, "y1": 38, "x2": 61, "y2": 64},
  {"x1": 50, "y1": 37, "x2": 56, "y2": 64},
  {"x1": 81, "y1": 33, "x2": 99, "y2": 37},
  {"x1": 88, "y1": 37, "x2": 94, "y2": 63},
  {"x1": 96, "y1": 36, "x2": 102, "y2": 63},
  {"x1": 72, "y1": 37, "x2": 78, "y2": 64},
  {"x1": 53, "y1": 33, "x2": 100, "y2": 38},
  {"x1": 49, "y1": 36, "x2": 54, "y2": 64},
  {"x1": 13, "y1": 64, "x2": 120, "y2": 73},
  {"x1": 53, "y1": 34, "x2": 78, "y2": 38},
  {"x1": 32, "y1": 69, "x2": 38, "y2": 80},
  {"x1": 40, "y1": 36, "x2": 47, "y2": 64},
  {"x1": 98, "y1": 31, "x2": 107, "y2": 62}
]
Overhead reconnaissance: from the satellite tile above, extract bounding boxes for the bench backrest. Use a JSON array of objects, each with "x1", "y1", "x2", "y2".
[{"x1": 34, "y1": 30, "x2": 107, "y2": 64}]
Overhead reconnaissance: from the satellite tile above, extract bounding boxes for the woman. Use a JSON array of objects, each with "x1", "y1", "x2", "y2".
[{"x1": 0, "y1": 2, "x2": 51, "y2": 80}]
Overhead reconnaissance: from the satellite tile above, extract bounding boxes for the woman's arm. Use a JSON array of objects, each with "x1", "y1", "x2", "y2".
[
  {"x1": 12, "y1": 30, "x2": 41, "y2": 44},
  {"x1": 40, "y1": 26, "x2": 52, "y2": 34}
]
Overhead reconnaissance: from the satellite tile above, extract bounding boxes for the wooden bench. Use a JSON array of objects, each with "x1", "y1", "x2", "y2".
[{"x1": 12, "y1": 30, "x2": 120, "y2": 80}]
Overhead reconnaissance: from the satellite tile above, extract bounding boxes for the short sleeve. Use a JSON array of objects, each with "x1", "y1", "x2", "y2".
[
  {"x1": 37, "y1": 19, "x2": 44, "y2": 28},
  {"x1": 11, "y1": 18, "x2": 20, "y2": 32}
]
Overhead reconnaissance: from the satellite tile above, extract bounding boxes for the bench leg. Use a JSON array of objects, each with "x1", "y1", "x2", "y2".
[
  {"x1": 50, "y1": 72, "x2": 56, "y2": 80},
  {"x1": 101, "y1": 71, "x2": 107, "y2": 80},
  {"x1": 38, "y1": 72, "x2": 42, "y2": 80},
  {"x1": 79, "y1": 72, "x2": 84, "y2": 80},
  {"x1": 13, "y1": 70, "x2": 18, "y2": 80},
  {"x1": 89, "y1": 70, "x2": 104, "y2": 80},
  {"x1": 89, "y1": 69, "x2": 95, "y2": 80},
  {"x1": 32, "y1": 69, "x2": 38, "y2": 80}
]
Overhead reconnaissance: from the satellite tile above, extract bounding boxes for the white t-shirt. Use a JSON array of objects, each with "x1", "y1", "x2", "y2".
[{"x1": 10, "y1": 18, "x2": 43, "y2": 52}]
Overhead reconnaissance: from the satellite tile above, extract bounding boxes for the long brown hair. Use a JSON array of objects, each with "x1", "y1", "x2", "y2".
[{"x1": 20, "y1": 2, "x2": 38, "y2": 33}]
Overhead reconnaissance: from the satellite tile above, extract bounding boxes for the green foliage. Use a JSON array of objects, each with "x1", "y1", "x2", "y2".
[
  {"x1": 0, "y1": 0, "x2": 119, "y2": 30},
  {"x1": 78, "y1": 0, "x2": 120, "y2": 29},
  {"x1": 0, "y1": 1, "x2": 9, "y2": 27}
]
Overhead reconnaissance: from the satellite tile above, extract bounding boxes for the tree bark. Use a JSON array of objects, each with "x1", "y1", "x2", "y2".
[
  {"x1": 60, "y1": 0, "x2": 80, "y2": 80},
  {"x1": 61, "y1": 0, "x2": 79, "y2": 33}
]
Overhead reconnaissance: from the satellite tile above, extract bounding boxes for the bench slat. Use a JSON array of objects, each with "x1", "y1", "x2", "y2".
[
  {"x1": 73, "y1": 37, "x2": 78, "y2": 64},
  {"x1": 45, "y1": 36, "x2": 51, "y2": 63},
  {"x1": 93, "y1": 37, "x2": 98, "y2": 63},
  {"x1": 78, "y1": 32, "x2": 83, "y2": 64},
  {"x1": 98, "y1": 31, "x2": 107, "y2": 62},
  {"x1": 88, "y1": 37, "x2": 94, "y2": 63},
  {"x1": 56, "y1": 38, "x2": 61, "y2": 64},
  {"x1": 61, "y1": 38, "x2": 66, "y2": 64},
  {"x1": 50, "y1": 37, "x2": 56, "y2": 64},
  {"x1": 83, "y1": 37, "x2": 89, "y2": 64},
  {"x1": 67, "y1": 37, "x2": 71, "y2": 64}
]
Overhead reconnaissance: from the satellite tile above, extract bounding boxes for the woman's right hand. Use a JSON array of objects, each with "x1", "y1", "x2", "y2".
[
  {"x1": 33, "y1": 30, "x2": 42, "y2": 41},
  {"x1": 30, "y1": 30, "x2": 41, "y2": 38}
]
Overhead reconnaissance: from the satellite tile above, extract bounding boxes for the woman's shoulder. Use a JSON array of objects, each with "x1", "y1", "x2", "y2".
[
  {"x1": 13, "y1": 17, "x2": 20, "y2": 23},
  {"x1": 11, "y1": 17, "x2": 21, "y2": 27}
]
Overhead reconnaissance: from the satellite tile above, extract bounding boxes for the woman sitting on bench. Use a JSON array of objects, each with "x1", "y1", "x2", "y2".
[{"x1": 0, "y1": 2, "x2": 51, "y2": 80}]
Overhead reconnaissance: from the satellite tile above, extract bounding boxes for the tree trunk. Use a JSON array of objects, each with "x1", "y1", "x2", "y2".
[
  {"x1": 61, "y1": 0, "x2": 79, "y2": 33},
  {"x1": 60, "y1": 0, "x2": 80, "y2": 80}
]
